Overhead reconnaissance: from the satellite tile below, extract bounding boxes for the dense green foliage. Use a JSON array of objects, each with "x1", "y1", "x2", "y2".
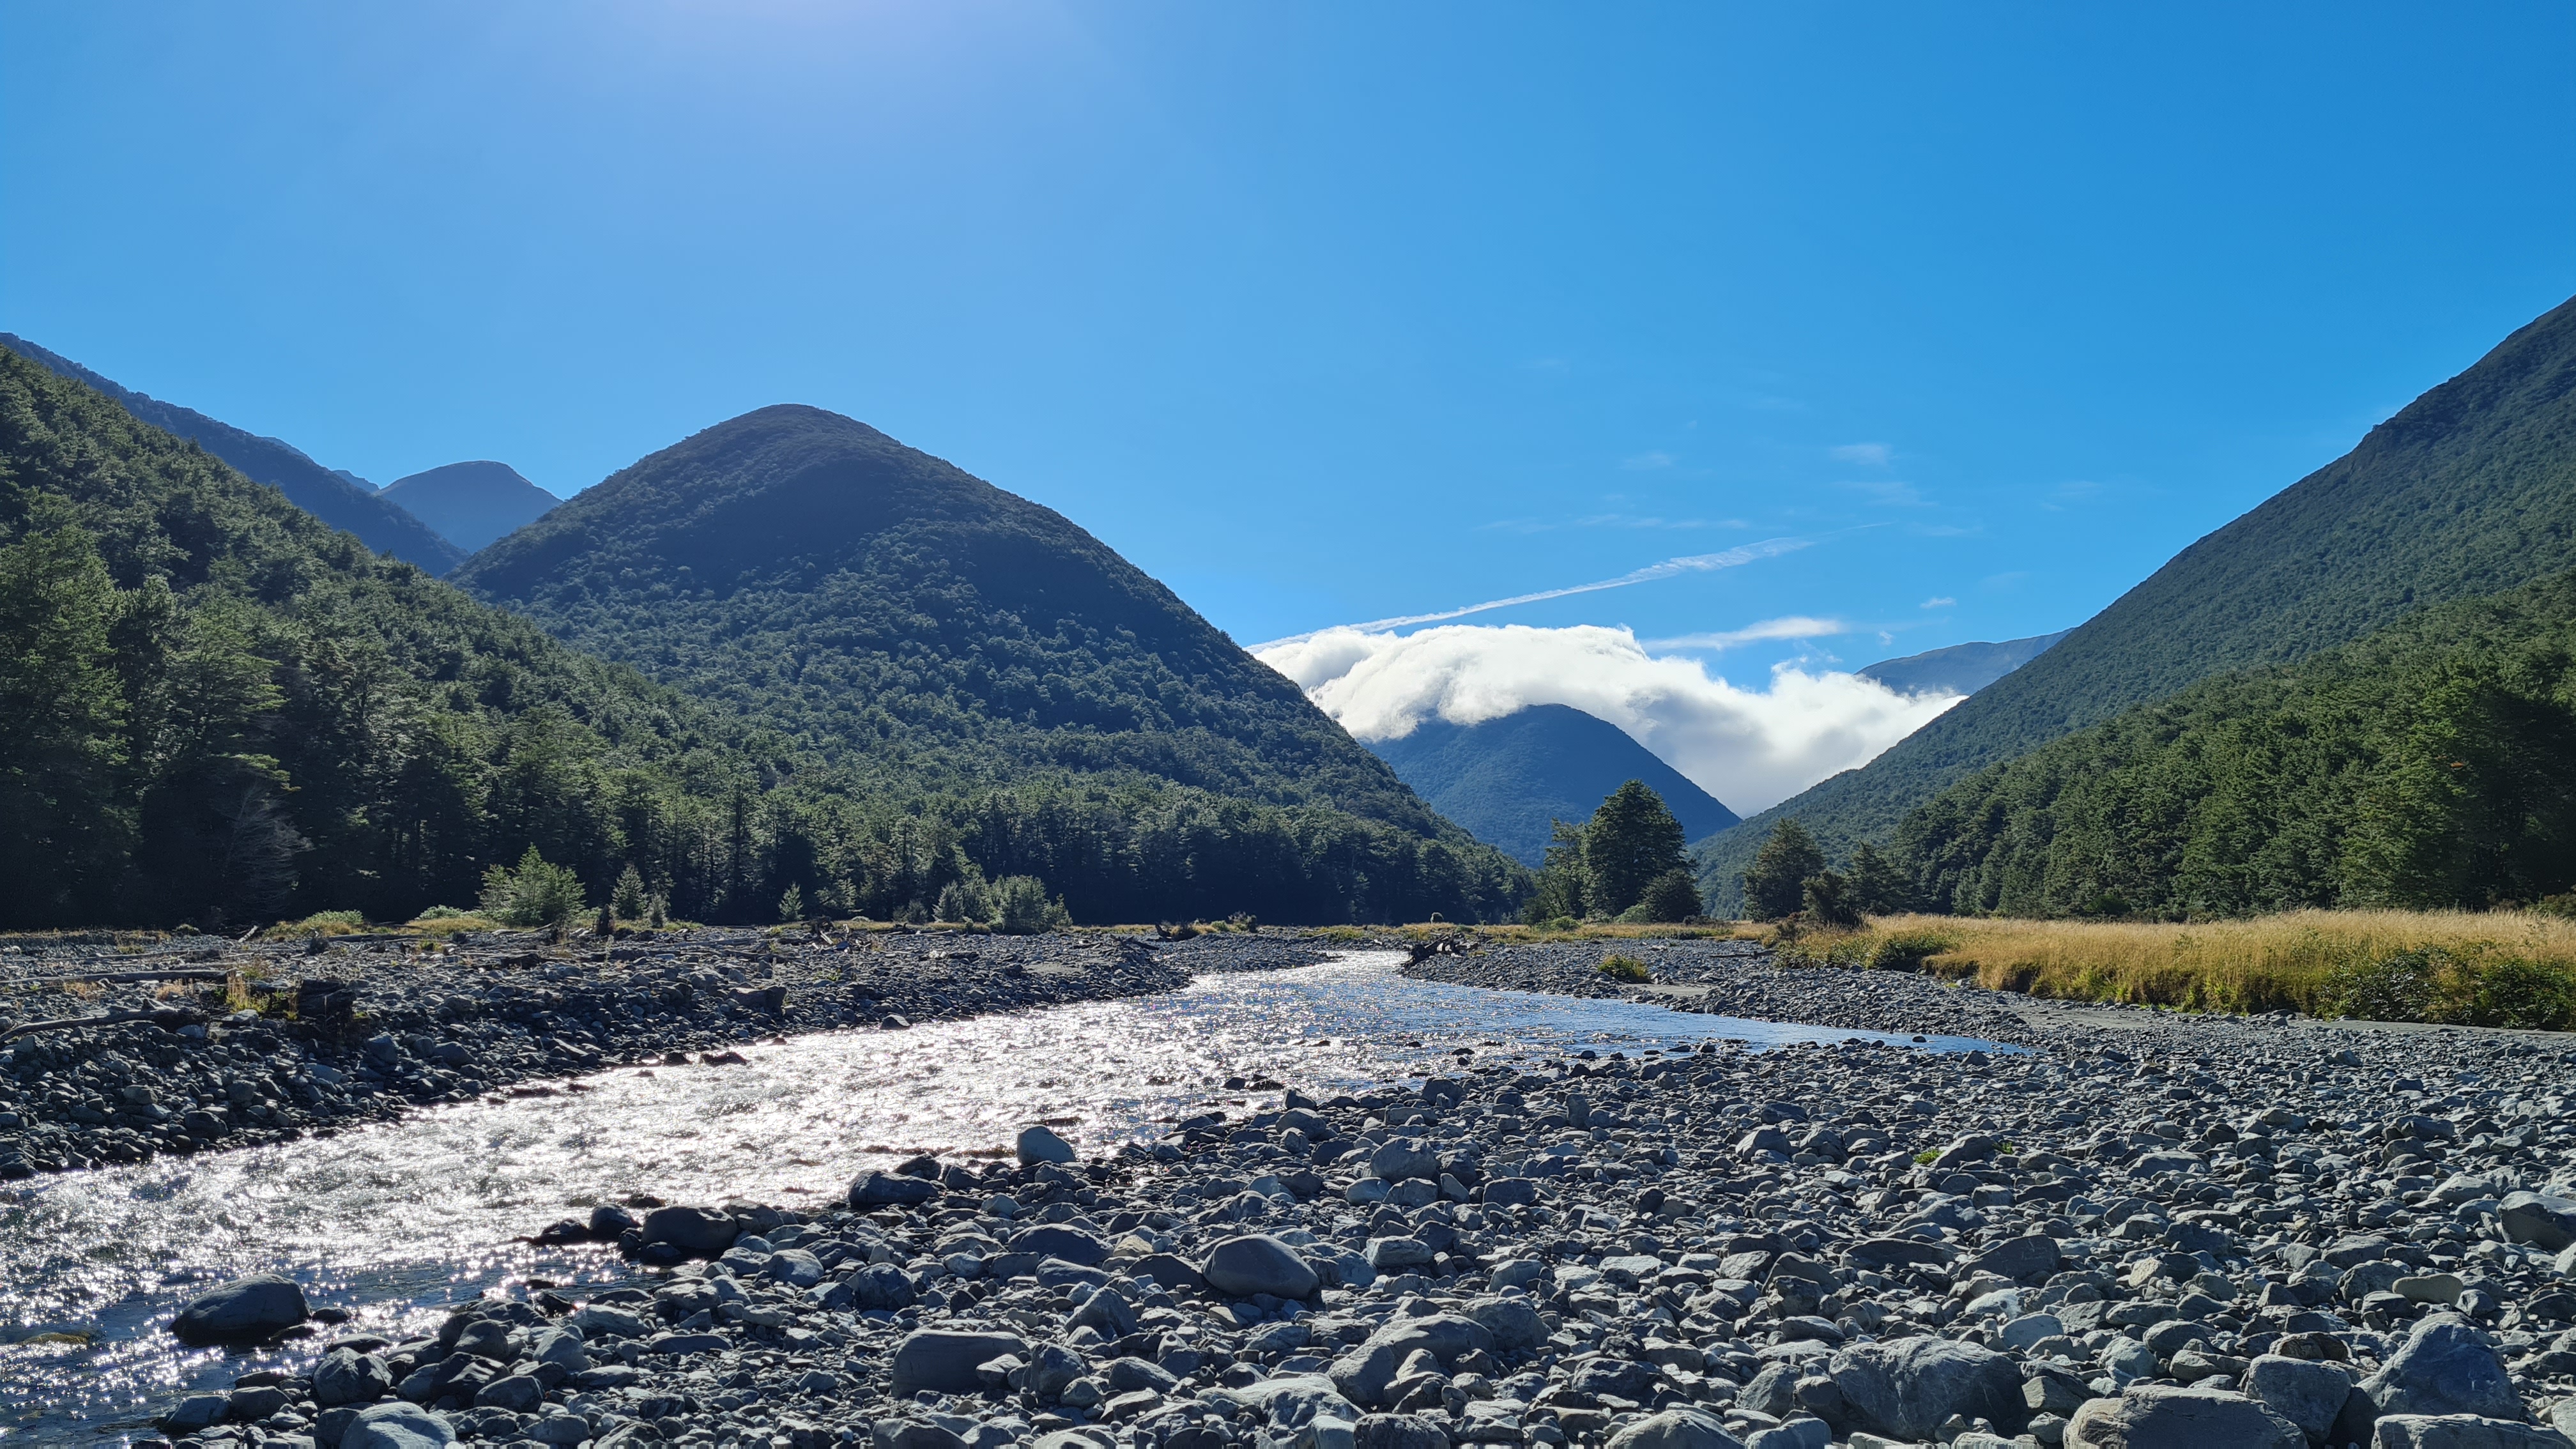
[
  {"x1": 479, "y1": 847, "x2": 589, "y2": 929},
  {"x1": 1739, "y1": 819, "x2": 1826, "y2": 921},
  {"x1": 1893, "y1": 567, "x2": 2576, "y2": 917},
  {"x1": 0, "y1": 334, "x2": 465, "y2": 573},
  {"x1": 1699, "y1": 293, "x2": 2576, "y2": 910},
  {"x1": 1366, "y1": 704, "x2": 1736, "y2": 866},
  {"x1": 1632, "y1": 869, "x2": 1706, "y2": 924},
  {"x1": 0, "y1": 349, "x2": 776, "y2": 928},
  {"x1": 454, "y1": 404, "x2": 1521, "y2": 923},
  {"x1": 0, "y1": 358, "x2": 1519, "y2": 927},
  {"x1": 1516, "y1": 779, "x2": 1694, "y2": 922}
]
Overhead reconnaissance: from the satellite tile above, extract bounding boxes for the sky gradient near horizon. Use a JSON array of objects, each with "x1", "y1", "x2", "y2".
[{"x1": 6, "y1": 3, "x2": 2574, "y2": 689}]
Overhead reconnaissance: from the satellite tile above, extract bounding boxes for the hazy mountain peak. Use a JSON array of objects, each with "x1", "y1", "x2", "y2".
[{"x1": 380, "y1": 459, "x2": 559, "y2": 553}]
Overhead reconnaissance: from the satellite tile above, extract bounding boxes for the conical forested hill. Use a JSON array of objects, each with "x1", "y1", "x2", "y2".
[
  {"x1": 454, "y1": 405, "x2": 1522, "y2": 921},
  {"x1": 0, "y1": 348, "x2": 762, "y2": 928},
  {"x1": 1700, "y1": 292, "x2": 2576, "y2": 910}
]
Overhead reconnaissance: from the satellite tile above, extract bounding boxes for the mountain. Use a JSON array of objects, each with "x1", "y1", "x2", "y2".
[
  {"x1": 1857, "y1": 630, "x2": 2070, "y2": 698},
  {"x1": 381, "y1": 460, "x2": 560, "y2": 552},
  {"x1": 1897, "y1": 566, "x2": 2576, "y2": 917},
  {"x1": 0, "y1": 346, "x2": 758, "y2": 928},
  {"x1": 1367, "y1": 705, "x2": 1739, "y2": 866},
  {"x1": 0, "y1": 334, "x2": 464, "y2": 574},
  {"x1": 1697, "y1": 292, "x2": 2576, "y2": 913},
  {"x1": 454, "y1": 404, "x2": 1522, "y2": 923}
]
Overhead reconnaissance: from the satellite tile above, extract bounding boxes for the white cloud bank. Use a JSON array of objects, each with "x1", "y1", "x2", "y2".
[{"x1": 1258, "y1": 624, "x2": 1966, "y2": 815}]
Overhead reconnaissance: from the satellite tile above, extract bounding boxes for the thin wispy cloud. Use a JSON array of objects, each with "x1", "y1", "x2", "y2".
[
  {"x1": 1920, "y1": 595, "x2": 1956, "y2": 608},
  {"x1": 1250, "y1": 536, "x2": 1813, "y2": 649},
  {"x1": 1642, "y1": 615, "x2": 1846, "y2": 650},
  {"x1": 2040, "y1": 479, "x2": 2104, "y2": 512},
  {"x1": 1831, "y1": 442, "x2": 1892, "y2": 466},
  {"x1": 1621, "y1": 450, "x2": 1677, "y2": 470}
]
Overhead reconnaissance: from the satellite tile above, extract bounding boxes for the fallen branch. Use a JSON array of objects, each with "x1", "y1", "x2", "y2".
[{"x1": 4, "y1": 1007, "x2": 207, "y2": 1040}]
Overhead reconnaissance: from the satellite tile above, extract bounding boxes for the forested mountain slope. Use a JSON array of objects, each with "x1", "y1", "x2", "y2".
[
  {"x1": 455, "y1": 404, "x2": 1522, "y2": 921},
  {"x1": 1896, "y1": 567, "x2": 2576, "y2": 916},
  {"x1": 0, "y1": 348, "x2": 756, "y2": 927},
  {"x1": 0, "y1": 334, "x2": 465, "y2": 573},
  {"x1": 1370, "y1": 704, "x2": 1738, "y2": 866},
  {"x1": 1699, "y1": 291, "x2": 2576, "y2": 911}
]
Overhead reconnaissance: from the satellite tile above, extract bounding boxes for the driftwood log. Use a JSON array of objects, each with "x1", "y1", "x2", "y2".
[{"x1": 3, "y1": 1007, "x2": 205, "y2": 1041}]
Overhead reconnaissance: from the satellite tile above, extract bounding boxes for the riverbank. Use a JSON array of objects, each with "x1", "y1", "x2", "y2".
[
  {"x1": 133, "y1": 951, "x2": 2576, "y2": 1449},
  {"x1": 0, "y1": 929, "x2": 1330, "y2": 1179}
]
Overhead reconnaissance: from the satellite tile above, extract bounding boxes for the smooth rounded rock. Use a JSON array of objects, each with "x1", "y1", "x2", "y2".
[
  {"x1": 848, "y1": 1169, "x2": 940, "y2": 1208},
  {"x1": 1016, "y1": 1124, "x2": 1076, "y2": 1165},
  {"x1": 2066, "y1": 1385, "x2": 2304, "y2": 1448},
  {"x1": 1827, "y1": 1335, "x2": 2027, "y2": 1441},
  {"x1": 313, "y1": 1346, "x2": 395, "y2": 1406},
  {"x1": 1603, "y1": 1407, "x2": 1746, "y2": 1448},
  {"x1": 638, "y1": 1205, "x2": 737, "y2": 1257},
  {"x1": 171, "y1": 1273, "x2": 310, "y2": 1344},
  {"x1": 1202, "y1": 1234, "x2": 1321, "y2": 1300},
  {"x1": 890, "y1": 1328, "x2": 1031, "y2": 1396},
  {"x1": 2364, "y1": 1314, "x2": 2524, "y2": 1420},
  {"x1": 342, "y1": 1402, "x2": 457, "y2": 1449}
]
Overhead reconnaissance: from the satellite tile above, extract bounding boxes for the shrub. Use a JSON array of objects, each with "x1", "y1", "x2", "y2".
[
  {"x1": 2322, "y1": 947, "x2": 2442, "y2": 1023},
  {"x1": 2459, "y1": 955, "x2": 2576, "y2": 1030},
  {"x1": 265, "y1": 909, "x2": 365, "y2": 940},
  {"x1": 1636, "y1": 869, "x2": 1706, "y2": 924},
  {"x1": 1802, "y1": 870, "x2": 1863, "y2": 928},
  {"x1": 611, "y1": 866, "x2": 648, "y2": 921},
  {"x1": 1867, "y1": 926, "x2": 1960, "y2": 971},
  {"x1": 993, "y1": 875, "x2": 1069, "y2": 935},
  {"x1": 935, "y1": 868, "x2": 993, "y2": 925},
  {"x1": 1597, "y1": 954, "x2": 1652, "y2": 983},
  {"x1": 478, "y1": 847, "x2": 588, "y2": 930},
  {"x1": 777, "y1": 884, "x2": 806, "y2": 922}
]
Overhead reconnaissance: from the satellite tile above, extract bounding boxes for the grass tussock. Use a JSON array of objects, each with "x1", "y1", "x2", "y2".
[{"x1": 1776, "y1": 910, "x2": 2576, "y2": 1029}]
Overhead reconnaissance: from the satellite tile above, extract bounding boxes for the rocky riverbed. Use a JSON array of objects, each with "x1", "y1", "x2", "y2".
[
  {"x1": 0, "y1": 928, "x2": 1327, "y2": 1179},
  {"x1": 127, "y1": 940, "x2": 2576, "y2": 1449}
]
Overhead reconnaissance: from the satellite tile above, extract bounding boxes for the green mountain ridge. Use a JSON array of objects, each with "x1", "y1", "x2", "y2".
[
  {"x1": 454, "y1": 404, "x2": 1522, "y2": 921},
  {"x1": 1698, "y1": 291, "x2": 2576, "y2": 912},
  {"x1": 1367, "y1": 704, "x2": 1738, "y2": 866},
  {"x1": 0, "y1": 333, "x2": 466, "y2": 574},
  {"x1": 1897, "y1": 565, "x2": 2576, "y2": 916},
  {"x1": 0, "y1": 347, "x2": 764, "y2": 927}
]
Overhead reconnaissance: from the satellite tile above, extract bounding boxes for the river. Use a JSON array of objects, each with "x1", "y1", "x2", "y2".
[{"x1": 0, "y1": 952, "x2": 1997, "y2": 1442}]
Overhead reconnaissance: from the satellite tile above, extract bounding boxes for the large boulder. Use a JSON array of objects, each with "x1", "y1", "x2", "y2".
[
  {"x1": 2370, "y1": 1417, "x2": 2575, "y2": 1449},
  {"x1": 1202, "y1": 1234, "x2": 1321, "y2": 1300},
  {"x1": 1016, "y1": 1125, "x2": 1075, "y2": 1166},
  {"x1": 1463, "y1": 1296, "x2": 1549, "y2": 1351},
  {"x1": 1827, "y1": 1335, "x2": 2027, "y2": 1441},
  {"x1": 889, "y1": 1329, "x2": 1031, "y2": 1396},
  {"x1": 1011, "y1": 1224, "x2": 1109, "y2": 1267},
  {"x1": 313, "y1": 1346, "x2": 395, "y2": 1407},
  {"x1": 2500, "y1": 1193, "x2": 2576, "y2": 1253},
  {"x1": 171, "y1": 1274, "x2": 310, "y2": 1343},
  {"x1": 2244, "y1": 1353, "x2": 2356, "y2": 1442},
  {"x1": 1603, "y1": 1409, "x2": 1745, "y2": 1449},
  {"x1": 341, "y1": 1402, "x2": 457, "y2": 1449},
  {"x1": 1328, "y1": 1316, "x2": 1494, "y2": 1406},
  {"x1": 848, "y1": 1170, "x2": 940, "y2": 1209},
  {"x1": 1370, "y1": 1138, "x2": 1441, "y2": 1182},
  {"x1": 2363, "y1": 1314, "x2": 2524, "y2": 1421},
  {"x1": 640, "y1": 1206, "x2": 738, "y2": 1257},
  {"x1": 2066, "y1": 1386, "x2": 2304, "y2": 1448},
  {"x1": 1965, "y1": 1235, "x2": 2062, "y2": 1284}
]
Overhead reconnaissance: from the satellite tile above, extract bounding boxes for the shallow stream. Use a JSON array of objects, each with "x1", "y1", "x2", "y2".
[{"x1": 0, "y1": 952, "x2": 1995, "y2": 1442}]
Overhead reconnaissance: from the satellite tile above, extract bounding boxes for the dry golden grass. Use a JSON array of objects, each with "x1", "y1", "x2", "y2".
[
  {"x1": 1780, "y1": 910, "x2": 2576, "y2": 1027},
  {"x1": 1407, "y1": 921, "x2": 1766, "y2": 944}
]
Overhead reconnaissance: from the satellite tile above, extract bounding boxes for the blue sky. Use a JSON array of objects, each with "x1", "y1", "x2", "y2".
[{"x1": 6, "y1": 2, "x2": 2573, "y2": 685}]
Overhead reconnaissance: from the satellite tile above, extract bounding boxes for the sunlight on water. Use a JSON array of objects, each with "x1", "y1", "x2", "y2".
[{"x1": 0, "y1": 953, "x2": 1995, "y2": 1440}]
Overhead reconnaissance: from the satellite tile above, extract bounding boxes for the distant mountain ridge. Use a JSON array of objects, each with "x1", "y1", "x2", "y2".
[
  {"x1": 1697, "y1": 291, "x2": 2576, "y2": 913},
  {"x1": 454, "y1": 404, "x2": 1522, "y2": 922},
  {"x1": 1857, "y1": 630, "x2": 2070, "y2": 698},
  {"x1": 382, "y1": 460, "x2": 560, "y2": 553},
  {"x1": 0, "y1": 334, "x2": 464, "y2": 573},
  {"x1": 1367, "y1": 704, "x2": 1739, "y2": 866}
]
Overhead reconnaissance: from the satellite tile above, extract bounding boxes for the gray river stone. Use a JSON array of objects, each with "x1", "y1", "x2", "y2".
[
  {"x1": 2363, "y1": 1314, "x2": 2525, "y2": 1420},
  {"x1": 1827, "y1": 1335, "x2": 2027, "y2": 1440},
  {"x1": 171, "y1": 1273, "x2": 309, "y2": 1342},
  {"x1": 889, "y1": 1328, "x2": 1031, "y2": 1396},
  {"x1": 2066, "y1": 1385, "x2": 2304, "y2": 1448},
  {"x1": 2501, "y1": 1192, "x2": 2576, "y2": 1252},
  {"x1": 639, "y1": 1204, "x2": 736, "y2": 1256},
  {"x1": 341, "y1": 1402, "x2": 456, "y2": 1449},
  {"x1": 1201, "y1": 1233, "x2": 1319, "y2": 1299},
  {"x1": 849, "y1": 1169, "x2": 940, "y2": 1208},
  {"x1": 312, "y1": 1346, "x2": 395, "y2": 1406}
]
